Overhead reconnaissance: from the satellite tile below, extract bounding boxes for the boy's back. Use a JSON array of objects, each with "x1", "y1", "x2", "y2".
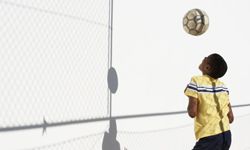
[{"x1": 185, "y1": 75, "x2": 230, "y2": 140}]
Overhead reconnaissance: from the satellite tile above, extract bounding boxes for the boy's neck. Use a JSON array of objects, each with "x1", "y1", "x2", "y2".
[{"x1": 202, "y1": 74, "x2": 217, "y2": 80}]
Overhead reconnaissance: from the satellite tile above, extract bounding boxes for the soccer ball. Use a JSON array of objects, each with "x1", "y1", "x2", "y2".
[{"x1": 183, "y1": 8, "x2": 209, "y2": 36}]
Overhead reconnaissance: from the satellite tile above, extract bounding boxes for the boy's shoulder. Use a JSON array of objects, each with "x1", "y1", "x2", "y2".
[
  {"x1": 191, "y1": 75, "x2": 204, "y2": 79},
  {"x1": 190, "y1": 75, "x2": 207, "y2": 82},
  {"x1": 191, "y1": 75, "x2": 226, "y2": 86}
]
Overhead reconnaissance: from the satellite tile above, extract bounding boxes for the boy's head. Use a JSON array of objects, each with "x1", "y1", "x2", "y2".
[{"x1": 199, "y1": 53, "x2": 228, "y2": 79}]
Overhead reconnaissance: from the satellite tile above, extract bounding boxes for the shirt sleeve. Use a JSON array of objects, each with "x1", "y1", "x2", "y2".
[
  {"x1": 184, "y1": 77, "x2": 199, "y2": 99},
  {"x1": 223, "y1": 84, "x2": 230, "y2": 95}
]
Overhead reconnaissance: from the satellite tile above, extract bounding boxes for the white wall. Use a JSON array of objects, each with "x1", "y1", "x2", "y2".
[
  {"x1": 0, "y1": 0, "x2": 250, "y2": 149},
  {"x1": 113, "y1": 0, "x2": 250, "y2": 149}
]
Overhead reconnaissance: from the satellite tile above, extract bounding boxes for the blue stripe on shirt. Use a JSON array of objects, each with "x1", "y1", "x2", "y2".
[
  {"x1": 188, "y1": 83, "x2": 228, "y2": 91},
  {"x1": 187, "y1": 85, "x2": 229, "y2": 94}
]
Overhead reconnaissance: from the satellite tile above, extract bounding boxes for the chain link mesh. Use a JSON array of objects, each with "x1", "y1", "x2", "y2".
[
  {"x1": 0, "y1": 0, "x2": 110, "y2": 127},
  {"x1": 24, "y1": 132, "x2": 105, "y2": 150}
]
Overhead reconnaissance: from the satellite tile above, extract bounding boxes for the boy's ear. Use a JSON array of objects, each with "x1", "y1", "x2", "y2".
[{"x1": 205, "y1": 64, "x2": 211, "y2": 71}]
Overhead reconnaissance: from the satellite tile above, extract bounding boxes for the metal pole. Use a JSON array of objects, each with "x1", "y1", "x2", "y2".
[{"x1": 108, "y1": 0, "x2": 114, "y2": 118}]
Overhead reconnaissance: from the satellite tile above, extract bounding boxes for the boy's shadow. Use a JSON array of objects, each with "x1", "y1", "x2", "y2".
[{"x1": 102, "y1": 119, "x2": 120, "y2": 150}]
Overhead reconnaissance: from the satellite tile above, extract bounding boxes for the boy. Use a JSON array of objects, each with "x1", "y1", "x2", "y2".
[{"x1": 184, "y1": 53, "x2": 234, "y2": 150}]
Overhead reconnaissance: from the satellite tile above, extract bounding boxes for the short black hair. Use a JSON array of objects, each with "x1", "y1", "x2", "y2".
[{"x1": 207, "y1": 53, "x2": 228, "y2": 79}]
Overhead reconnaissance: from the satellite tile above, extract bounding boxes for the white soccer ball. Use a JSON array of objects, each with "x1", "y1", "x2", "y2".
[{"x1": 183, "y1": 8, "x2": 209, "y2": 36}]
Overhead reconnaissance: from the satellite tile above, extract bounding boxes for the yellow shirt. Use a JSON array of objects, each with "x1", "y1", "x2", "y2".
[{"x1": 184, "y1": 75, "x2": 230, "y2": 140}]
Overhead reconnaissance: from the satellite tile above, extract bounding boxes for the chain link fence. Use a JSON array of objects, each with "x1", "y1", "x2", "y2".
[{"x1": 0, "y1": 0, "x2": 110, "y2": 128}]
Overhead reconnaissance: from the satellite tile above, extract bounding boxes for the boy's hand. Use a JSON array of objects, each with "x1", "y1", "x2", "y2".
[{"x1": 227, "y1": 103, "x2": 234, "y2": 123}]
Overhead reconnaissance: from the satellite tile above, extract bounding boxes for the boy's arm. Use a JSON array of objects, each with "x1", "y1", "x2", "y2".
[
  {"x1": 187, "y1": 96, "x2": 198, "y2": 118},
  {"x1": 227, "y1": 103, "x2": 234, "y2": 123}
]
